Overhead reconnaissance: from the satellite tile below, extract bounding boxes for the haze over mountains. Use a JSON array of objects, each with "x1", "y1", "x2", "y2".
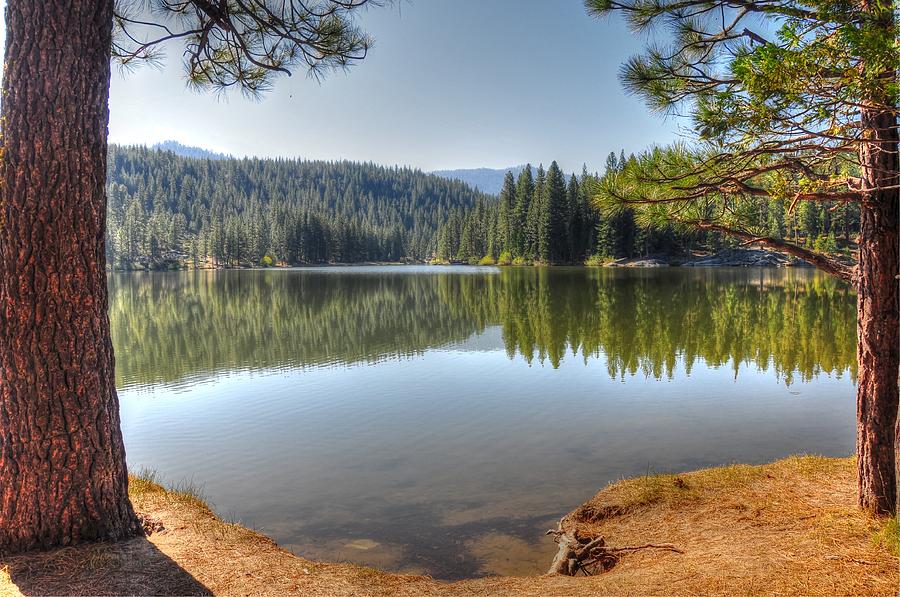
[
  {"x1": 429, "y1": 166, "x2": 527, "y2": 194},
  {"x1": 151, "y1": 141, "x2": 231, "y2": 161},
  {"x1": 148, "y1": 141, "x2": 529, "y2": 195}
]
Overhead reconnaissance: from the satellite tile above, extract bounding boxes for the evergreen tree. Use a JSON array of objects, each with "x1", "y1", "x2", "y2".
[
  {"x1": 526, "y1": 165, "x2": 545, "y2": 260},
  {"x1": 497, "y1": 171, "x2": 516, "y2": 254},
  {"x1": 588, "y1": 0, "x2": 898, "y2": 514},
  {"x1": 566, "y1": 174, "x2": 581, "y2": 262},
  {"x1": 104, "y1": 146, "x2": 491, "y2": 267},
  {"x1": 540, "y1": 161, "x2": 567, "y2": 263},
  {"x1": 512, "y1": 166, "x2": 534, "y2": 258},
  {"x1": 0, "y1": 0, "x2": 385, "y2": 555},
  {"x1": 456, "y1": 216, "x2": 476, "y2": 262}
]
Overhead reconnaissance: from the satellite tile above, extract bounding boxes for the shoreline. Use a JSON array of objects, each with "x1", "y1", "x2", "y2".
[
  {"x1": 107, "y1": 247, "x2": 858, "y2": 272},
  {"x1": 2, "y1": 455, "x2": 895, "y2": 596}
]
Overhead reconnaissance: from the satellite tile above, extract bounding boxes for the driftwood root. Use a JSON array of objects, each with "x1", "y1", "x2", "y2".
[{"x1": 546, "y1": 518, "x2": 683, "y2": 576}]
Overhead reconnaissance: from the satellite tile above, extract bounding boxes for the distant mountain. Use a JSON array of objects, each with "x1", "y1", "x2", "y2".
[
  {"x1": 430, "y1": 166, "x2": 525, "y2": 195},
  {"x1": 151, "y1": 140, "x2": 230, "y2": 160}
]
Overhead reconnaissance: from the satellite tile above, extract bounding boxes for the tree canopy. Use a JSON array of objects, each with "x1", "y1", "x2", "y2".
[
  {"x1": 113, "y1": 0, "x2": 380, "y2": 95},
  {"x1": 0, "y1": 0, "x2": 387, "y2": 553},
  {"x1": 586, "y1": 0, "x2": 897, "y2": 279},
  {"x1": 435, "y1": 155, "x2": 856, "y2": 265},
  {"x1": 584, "y1": 0, "x2": 899, "y2": 515},
  {"x1": 105, "y1": 145, "x2": 490, "y2": 267}
]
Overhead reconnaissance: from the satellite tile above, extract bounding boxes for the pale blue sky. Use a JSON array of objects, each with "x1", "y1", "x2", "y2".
[{"x1": 1, "y1": 1, "x2": 681, "y2": 172}]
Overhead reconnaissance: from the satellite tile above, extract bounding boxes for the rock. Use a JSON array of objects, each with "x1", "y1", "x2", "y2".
[
  {"x1": 606, "y1": 257, "x2": 670, "y2": 268},
  {"x1": 345, "y1": 539, "x2": 380, "y2": 550},
  {"x1": 684, "y1": 248, "x2": 790, "y2": 268},
  {"x1": 626, "y1": 258, "x2": 669, "y2": 268},
  {"x1": 137, "y1": 512, "x2": 166, "y2": 536}
]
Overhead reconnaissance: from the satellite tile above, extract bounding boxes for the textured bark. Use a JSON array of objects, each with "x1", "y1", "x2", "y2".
[
  {"x1": 0, "y1": 0, "x2": 141, "y2": 553},
  {"x1": 855, "y1": 100, "x2": 900, "y2": 516},
  {"x1": 853, "y1": 0, "x2": 900, "y2": 518}
]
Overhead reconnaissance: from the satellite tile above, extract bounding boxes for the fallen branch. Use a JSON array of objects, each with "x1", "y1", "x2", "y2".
[
  {"x1": 824, "y1": 555, "x2": 876, "y2": 565},
  {"x1": 603, "y1": 543, "x2": 685, "y2": 554},
  {"x1": 546, "y1": 518, "x2": 684, "y2": 576}
]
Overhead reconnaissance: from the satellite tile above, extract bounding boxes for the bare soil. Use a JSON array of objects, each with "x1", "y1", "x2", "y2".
[{"x1": 1, "y1": 455, "x2": 896, "y2": 596}]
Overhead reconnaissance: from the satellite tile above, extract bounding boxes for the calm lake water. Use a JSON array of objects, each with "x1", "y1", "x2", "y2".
[{"x1": 112, "y1": 266, "x2": 857, "y2": 579}]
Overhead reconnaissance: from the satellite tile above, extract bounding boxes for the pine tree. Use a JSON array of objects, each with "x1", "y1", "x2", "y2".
[
  {"x1": 566, "y1": 174, "x2": 581, "y2": 262},
  {"x1": 456, "y1": 215, "x2": 476, "y2": 262},
  {"x1": 540, "y1": 161, "x2": 567, "y2": 263},
  {"x1": 512, "y1": 165, "x2": 534, "y2": 258},
  {"x1": 497, "y1": 171, "x2": 516, "y2": 254},
  {"x1": 588, "y1": 0, "x2": 898, "y2": 514},
  {"x1": 526, "y1": 165, "x2": 545, "y2": 261}
]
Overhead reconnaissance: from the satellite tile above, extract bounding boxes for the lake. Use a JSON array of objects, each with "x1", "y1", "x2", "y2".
[{"x1": 111, "y1": 266, "x2": 857, "y2": 579}]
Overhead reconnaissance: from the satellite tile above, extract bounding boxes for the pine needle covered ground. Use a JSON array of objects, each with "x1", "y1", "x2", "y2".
[{"x1": 1, "y1": 456, "x2": 896, "y2": 596}]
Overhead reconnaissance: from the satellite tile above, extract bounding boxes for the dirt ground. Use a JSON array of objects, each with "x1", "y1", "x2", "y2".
[{"x1": 1, "y1": 455, "x2": 897, "y2": 596}]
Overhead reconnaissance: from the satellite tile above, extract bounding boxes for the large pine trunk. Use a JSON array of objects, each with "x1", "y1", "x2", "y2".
[
  {"x1": 855, "y1": 99, "x2": 900, "y2": 516},
  {"x1": 0, "y1": 0, "x2": 141, "y2": 552}
]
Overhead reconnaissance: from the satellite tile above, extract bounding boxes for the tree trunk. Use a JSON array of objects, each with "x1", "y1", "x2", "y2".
[
  {"x1": 855, "y1": 99, "x2": 900, "y2": 516},
  {"x1": 0, "y1": 0, "x2": 141, "y2": 553}
]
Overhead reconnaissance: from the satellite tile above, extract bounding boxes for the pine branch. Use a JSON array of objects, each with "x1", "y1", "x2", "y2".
[{"x1": 693, "y1": 222, "x2": 855, "y2": 282}]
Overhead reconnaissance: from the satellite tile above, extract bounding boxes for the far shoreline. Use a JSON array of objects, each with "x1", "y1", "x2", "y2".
[{"x1": 107, "y1": 246, "x2": 856, "y2": 273}]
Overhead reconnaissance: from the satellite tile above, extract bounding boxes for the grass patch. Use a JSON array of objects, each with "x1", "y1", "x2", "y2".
[
  {"x1": 584, "y1": 254, "x2": 610, "y2": 267},
  {"x1": 5, "y1": 454, "x2": 895, "y2": 597},
  {"x1": 872, "y1": 517, "x2": 900, "y2": 557},
  {"x1": 599, "y1": 463, "x2": 767, "y2": 512},
  {"x1": 128, "y1": 469, "x2": 210, "y2": 512},
  {"x1": 609, "y1": 472, "x2": 701, "y2": 510},
  {"x1": 782, "y1": 454, "x2": 842, "y2": 479},
  {"x1": 572, "y1": 458, "x2": 841, "y2": 523},
  {"x1": 128, "y1": 467, "x2": 162, "y2": 498}
]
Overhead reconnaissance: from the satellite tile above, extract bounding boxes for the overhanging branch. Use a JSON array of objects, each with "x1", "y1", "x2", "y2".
[{"x1": 693, "y1": 222, "x2": 855, "y2": 282}]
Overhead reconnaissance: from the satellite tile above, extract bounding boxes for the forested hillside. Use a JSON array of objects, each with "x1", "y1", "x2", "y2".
[
  {"x1": 106, "y1": 145, "x2": 860, "y2": 270},
  {"x1": 436, "y1": 152, "x2": 861, "y2": 265},
  {"x1": 105, "y1": 145, "x2": 492, "y2": 269}
]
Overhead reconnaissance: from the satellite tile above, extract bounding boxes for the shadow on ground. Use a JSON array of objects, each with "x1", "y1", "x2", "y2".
[{"x1": 1, "y1": 535, "x2": 210, "y2": 596}]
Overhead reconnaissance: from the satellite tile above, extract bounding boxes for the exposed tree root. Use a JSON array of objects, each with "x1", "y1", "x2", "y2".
[
  {"x1": 137, "y1": 512, "x2": 166, "y2": 536},
  {"x1": 546, "y1": 519, "x2": 683, "y2": 576}
]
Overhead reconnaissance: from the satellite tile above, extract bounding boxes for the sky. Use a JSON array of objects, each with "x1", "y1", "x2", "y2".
[{"x1": 0, "y1": 1, "x2": 682, "y2": 172}]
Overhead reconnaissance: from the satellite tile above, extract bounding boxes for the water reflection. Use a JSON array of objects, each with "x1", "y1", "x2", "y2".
[
  {"x1": 110, "y1": 266, "x2": 855, "y2": 389},
  {"x1": 112, "y1": 266, "x2": 857, "y2": 579}
]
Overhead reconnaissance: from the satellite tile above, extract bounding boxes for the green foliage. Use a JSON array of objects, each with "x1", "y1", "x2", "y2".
[
  {"x1": 105, "y1": 145, "x2": 491, "y2": 268},
  {"x1": 260, "y1": 254, "x2": 274, "y2": 267},
  {"x1": 814, "y1": 233, "x2": 839, "y2": 254},
  {"x1": 511, "y1": 166, "x2": 534, "y2": 257},
  {"x1": 583, "y1": 0, "x2": 893, "y2": 275},
  {"x1": 872, "y1": 517, "x2": 900, "y2": 557},
  {"x1": 497, "y1": 171, "x2": 516, "y2": 255},
  {"x1": 592, "y1": 145, "x2": 858, "y2": 254},
  {"x1": 478, "y1": 255, "x2": 496, "y2": 266},
  {"x1": 435, "y1": 164, "x2": 603, "y2": 265},
  {"x1": 540, "y1": 161, "x2": 568, "y2": 263},
  {"x1": 437, "y1": 149, "x2": 855, "y2": 265},
  {"x1": 113, "y1": 1, "x2": 376, "y2": 98}
]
